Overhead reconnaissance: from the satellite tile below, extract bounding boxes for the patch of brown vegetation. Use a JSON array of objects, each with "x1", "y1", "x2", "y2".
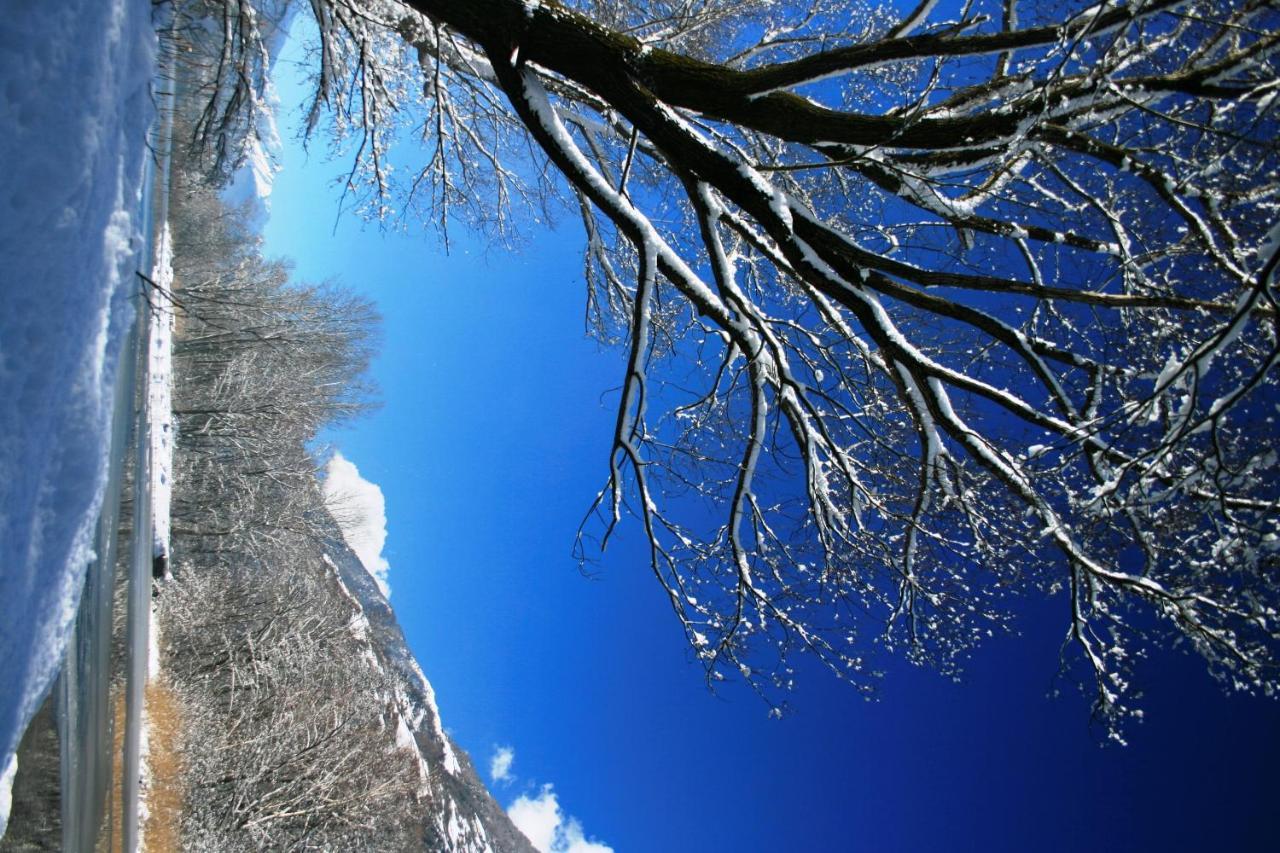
[
  {"x1": 142, "y1": 681, "x2": 185, "y2": 853},
  {"x1": 94, "y1": 680, "x2": 186, "y2": 853}
]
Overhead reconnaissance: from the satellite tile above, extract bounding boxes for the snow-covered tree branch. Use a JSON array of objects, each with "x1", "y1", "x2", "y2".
[{"x1": 194, "y1": 0, "x2": 1280, "y2": 735}]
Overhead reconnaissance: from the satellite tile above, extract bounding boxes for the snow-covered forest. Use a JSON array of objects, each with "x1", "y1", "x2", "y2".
[{"x1": 158, "y1": 146, "x2": 532, "y2": 850}]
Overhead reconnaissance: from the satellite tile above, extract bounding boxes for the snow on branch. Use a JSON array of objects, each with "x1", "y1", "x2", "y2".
[{"x1": 205, "y1": 0, "x2": 1280, "y2": 735}]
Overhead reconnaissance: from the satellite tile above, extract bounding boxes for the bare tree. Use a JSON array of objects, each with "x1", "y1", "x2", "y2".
[
  {"x1": 190, "y1": 0, "x2": 1280, "y2": 735},
  {"x1": 156, "y1": 142, "x2": 430, "y2": 848},
  {"x1": 166, "y1": 164, "x2": 381, "y2": 574},
  {"x1": 161, "y1": 549, "x2": 421, "y2": 852},
  {"x1": 169, "y1": 0, "x2": 295, "y2": 181}
]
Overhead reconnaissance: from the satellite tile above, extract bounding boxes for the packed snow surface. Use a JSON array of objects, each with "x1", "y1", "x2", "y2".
[
  {"x1": 0, "y1": 0, "x2": 156, "y2": 835},
  {"x1": 149, "y1": 225, "x2": 176, "y2": 560},
  {"x1": 0, "y1": 755, "x2": 15, "y2": 837}
]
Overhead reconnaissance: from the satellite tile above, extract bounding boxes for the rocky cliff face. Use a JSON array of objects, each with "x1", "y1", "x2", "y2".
[{"x1": 321, "y1": 537, "x2": 536, "y2": 853}]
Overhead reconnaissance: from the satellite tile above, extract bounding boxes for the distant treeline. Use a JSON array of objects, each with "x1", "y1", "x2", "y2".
[{"x1": 168, "y1": 168, "x2": 378, "y2": 569}]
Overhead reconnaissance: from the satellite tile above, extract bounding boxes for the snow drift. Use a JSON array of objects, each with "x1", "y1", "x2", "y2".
[{"x1": 0, "y1": 0, "x2": 157, "y2": 832}]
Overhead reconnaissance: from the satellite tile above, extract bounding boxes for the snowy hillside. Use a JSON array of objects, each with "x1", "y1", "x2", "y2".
[
  {"x1": 324, "y1": 538, "x2": 539, "y2": 853},
  {"x1": 155, "y1": 522, "x2": 536, "y2": 851}
]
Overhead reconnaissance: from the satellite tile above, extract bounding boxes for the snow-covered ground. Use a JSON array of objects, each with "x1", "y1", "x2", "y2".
[
  {"x1": 136, "y1": 222, "x2": 175, "y2": 853},
  {"x1": 149, "y1": 225, "x2": 176, "y2": 563},
  {"x1": 0, "y1": 0, "x2": 157, "y2": 836}
]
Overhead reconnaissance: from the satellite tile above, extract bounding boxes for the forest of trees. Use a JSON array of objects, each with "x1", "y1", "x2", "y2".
[
  {"x1": 185, "y1": 0, "x2": 1280, "y2": 736},
  {"x1": 156, "y1": 61, "x2": 425, "y2": 844},
  {"x1": 166, "y1": 179, "x2": 377, "y2": 572}
]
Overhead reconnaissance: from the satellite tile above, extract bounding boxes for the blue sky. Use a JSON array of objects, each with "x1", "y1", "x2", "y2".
[{"x1": 260, "y1": 25, "x2": 1280, "y2": 853}]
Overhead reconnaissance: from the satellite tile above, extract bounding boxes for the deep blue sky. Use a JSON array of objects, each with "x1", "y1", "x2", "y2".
[{"x1": 260, "y1": 23, "x2": 1280, "y2": 853}]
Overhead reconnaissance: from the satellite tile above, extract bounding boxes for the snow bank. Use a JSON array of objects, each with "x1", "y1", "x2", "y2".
[
  {"x1": 0, "y1": 754, "x2": 15, "y2": 837},
  {"x1": 149, "y1": 225, "x2": 176, "y2": 561},
  {"x1": 0, "y1": 0, "x2": 156, "y2": 832}
]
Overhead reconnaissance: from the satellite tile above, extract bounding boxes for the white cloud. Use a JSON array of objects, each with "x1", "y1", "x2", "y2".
[
  {"x1": 508, "y1": 785, "x2": 613, "y2": 853},
  {"x1": 509, "y1": 786, "x2": 559, "y2": 852},
  {"x1": 322, "y1": 452, "x2": 391, "y2": 598},
  {"x1": 559, "y1": 818, "x2": 614, "y2": 853},
  {"x1": 491, "y1": 745, "x2": 515, "y2": 784}
]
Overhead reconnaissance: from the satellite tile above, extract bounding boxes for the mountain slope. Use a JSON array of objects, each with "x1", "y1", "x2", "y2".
[{"x1": 321, "y1": 534, "x2": 537, "y2": 853}]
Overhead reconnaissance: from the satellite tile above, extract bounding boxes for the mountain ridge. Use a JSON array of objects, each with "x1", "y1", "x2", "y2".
[{"x1": 320, "y1": 530, "x2": 537, "y2": 853}]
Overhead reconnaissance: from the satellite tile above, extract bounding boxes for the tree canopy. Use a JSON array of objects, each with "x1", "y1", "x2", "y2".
[{"x1": 192, "y1": 0, "x2": 1280, "y2": 736}]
